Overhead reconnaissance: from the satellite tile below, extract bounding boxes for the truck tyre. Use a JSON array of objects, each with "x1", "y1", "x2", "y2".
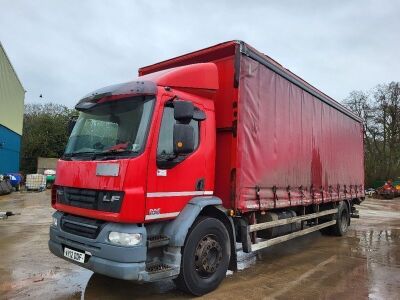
[
  {"x1": 330, "y1": 201, "x2": 350, "y2": 236},
  {"x1": 174, "y1": 216, "x2": 231, "y2": 296},
  {"x1": 320, "y1": 202, "x2": 350, "y2": 236}
]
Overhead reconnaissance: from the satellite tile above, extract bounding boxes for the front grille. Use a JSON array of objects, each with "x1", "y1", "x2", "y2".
[
  {"x1": 61, "y1": 214, "x2": 105, "y2": 239},
  {"x1": 57, "y1": 187, "x2": 124, "y2": 213},
  {"x1": 65, "y1": 188, "x2": 97, "y2": 209}
]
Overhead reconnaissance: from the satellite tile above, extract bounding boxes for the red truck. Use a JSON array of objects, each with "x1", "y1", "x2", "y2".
[{"x1": 49, "y1": 41, "x2": 365, "y2": 295}]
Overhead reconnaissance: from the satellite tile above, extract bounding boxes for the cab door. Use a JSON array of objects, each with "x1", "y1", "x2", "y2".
[{"x1": 145, "y1": 96, "x2": 209, "y2": 221}]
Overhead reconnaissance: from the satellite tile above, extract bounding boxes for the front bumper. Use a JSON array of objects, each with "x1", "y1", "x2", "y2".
[{"x1": 49, "y1": 211, "x2": 149, "y2": 281}]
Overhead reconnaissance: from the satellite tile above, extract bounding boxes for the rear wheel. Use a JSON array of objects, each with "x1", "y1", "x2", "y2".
[
  {"x1": 334, "y1": 202, "x2": 350, "y2": 236},
  {"x1": 321, "y1": 201, "x2": 350, "y2": 236},
  {"x1": 174, "y1": 216, "x2": 231, "y2": 296}
]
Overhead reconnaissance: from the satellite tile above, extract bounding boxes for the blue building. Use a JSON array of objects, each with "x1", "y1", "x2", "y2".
[{"x1": 0, "y1": 42, "x2": 25, "y2": 174}]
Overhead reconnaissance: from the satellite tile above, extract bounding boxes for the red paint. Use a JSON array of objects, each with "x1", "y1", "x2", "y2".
[
  {"x1": 141, "y1": 63, "x2": 219, "y2": 91},
  {"x1": 235, "y1": 57, "x2": 364, "y2": 211},
  {"x1": 54, "y1": 41, "x2": 364, "y2": 224}
]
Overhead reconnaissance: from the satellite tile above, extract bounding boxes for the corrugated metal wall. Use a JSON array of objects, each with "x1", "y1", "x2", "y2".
[{"x1": 0, "y1": 42, "x2": 24, "y2": 173}]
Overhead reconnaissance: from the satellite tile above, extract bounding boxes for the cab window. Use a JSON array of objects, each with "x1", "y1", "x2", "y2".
[{"x1": 157, "y1": 106, "x2": 199, "y2": 157}]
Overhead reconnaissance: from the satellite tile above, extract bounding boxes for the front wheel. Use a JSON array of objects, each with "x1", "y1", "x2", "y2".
[{"x1": 174, "y1": 216, "x2": 231, "y2": 296}]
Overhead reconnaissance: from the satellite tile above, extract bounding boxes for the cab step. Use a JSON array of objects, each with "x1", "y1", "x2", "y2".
[
  {"x1": 144, "y1": 262, "x2": 179, "y2": 282},
  {"x1": 146, "y1": 263, "x2": 173, "y2": 274},
  {"x1": 147, "y1": 235, "x2": 170, "y2": 249}
]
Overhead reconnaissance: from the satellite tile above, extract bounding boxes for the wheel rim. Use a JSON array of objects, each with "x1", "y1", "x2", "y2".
[
  {"x1": 194, "y1": 234, "x2": 223, "y2": 278},
  {"x1": 340, "y1": 210, "x2": 348, "y2": 232}
]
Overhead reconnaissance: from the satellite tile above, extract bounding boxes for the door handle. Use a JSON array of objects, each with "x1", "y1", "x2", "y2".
[{"x1": 195, "y1": 178, "x2": 205, "y2": 191}]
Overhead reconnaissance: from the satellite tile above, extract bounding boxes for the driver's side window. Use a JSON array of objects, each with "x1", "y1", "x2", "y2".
[{"x1": 157, "y1": 106, "x2": 199, "y2": 157}]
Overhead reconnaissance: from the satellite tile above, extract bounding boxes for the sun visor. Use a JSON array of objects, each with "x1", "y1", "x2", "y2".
[{"x1": 76, "y1": 81, "x2": 157, "y2": 110}]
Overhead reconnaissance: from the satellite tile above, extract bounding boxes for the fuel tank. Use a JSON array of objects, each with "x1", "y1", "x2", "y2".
[{"x1": 257, "y1": 210, "x2": 301, "y2": 239}]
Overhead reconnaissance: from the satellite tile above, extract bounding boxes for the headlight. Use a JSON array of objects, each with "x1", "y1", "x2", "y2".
[
  {"x1": 108, "y1": 232, "x2": 142, "y2": 246},
  {"x1": 52, "y1": 217, "x2": 58, "y2": 227}
]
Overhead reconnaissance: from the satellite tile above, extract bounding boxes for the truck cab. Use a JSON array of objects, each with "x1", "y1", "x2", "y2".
[{"x1": 49, "y1": 63, "x2": 229, "y2": 295}]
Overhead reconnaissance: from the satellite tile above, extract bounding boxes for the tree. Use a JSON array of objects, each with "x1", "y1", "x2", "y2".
[
  {"x1": 21, "y1": 103, "x2": 76, "y2": 174},
  {"x1": 344, "y1": 82, "x2": 400, "y2": 187}
]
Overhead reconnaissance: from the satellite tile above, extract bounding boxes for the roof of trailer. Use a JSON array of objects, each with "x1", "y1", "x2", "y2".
[{"x1": 139, "y1": 40, "x2": 362, "y2": 123}]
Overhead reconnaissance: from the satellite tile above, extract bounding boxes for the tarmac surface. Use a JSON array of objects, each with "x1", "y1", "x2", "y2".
[{"x1": 0, "y1": 190, "x2": 399, "y2": 299}]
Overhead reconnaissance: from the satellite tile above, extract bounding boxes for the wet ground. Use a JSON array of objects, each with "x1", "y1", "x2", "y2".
[{"x1": 0, "y1": 191, "x2": 399, "y2": 300}]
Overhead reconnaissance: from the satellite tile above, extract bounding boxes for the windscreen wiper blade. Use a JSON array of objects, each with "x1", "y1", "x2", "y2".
[
  {"x1": 63, "y1": 151, "x2": 98, "y2": 158},
  {"x1": 99, "y1": 149, "x2": 133, "y2": 155},
  {"x1": 93, "y1": 150, "x2": 136, "y2": 160}
]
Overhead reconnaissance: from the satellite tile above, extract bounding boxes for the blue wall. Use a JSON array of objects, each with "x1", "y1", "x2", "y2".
[{"x1": 0, "y1": 124, "x2": 21, "y2": 173}]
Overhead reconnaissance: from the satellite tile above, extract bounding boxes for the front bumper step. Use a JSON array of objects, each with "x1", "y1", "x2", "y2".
[
  {"x1": 143, "y1": 263, "x2": 179, "y2": 281},
  {"x1": 146, "y1": 263, "x2": 173, "y2": 273}
]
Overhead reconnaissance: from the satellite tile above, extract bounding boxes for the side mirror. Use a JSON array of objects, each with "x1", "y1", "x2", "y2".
[
  {"x1": 173, "y1": 100, "x2": 206, "y2": 122},
  {"x1": 173, "y1": 124, "x2": 194, "y2": 154},
  {"x1": 174, "y1": 101, "x2": 194, "y2": 123},
  {"x1": 68, "y1": 117, "x2": 77, "y2": 134}
]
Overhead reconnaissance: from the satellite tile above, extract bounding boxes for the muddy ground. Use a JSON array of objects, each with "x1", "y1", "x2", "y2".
[{"x1": 0, "y1": 191, "x2": 399, "y2": 300}]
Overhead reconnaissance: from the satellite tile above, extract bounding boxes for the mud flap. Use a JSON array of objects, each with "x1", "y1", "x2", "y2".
[{"x1": 239, "y1": 218, "x2": 252, "y2": 253}]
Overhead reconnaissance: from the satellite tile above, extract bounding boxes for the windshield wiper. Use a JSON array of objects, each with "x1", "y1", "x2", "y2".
[
  {"x1": 63, "y1": 149, "x2": 137, "y2": 161},
  {"x1": 94, "y1": 149, "x2": 136, "y2": 160},
  {"x1": 63, "y1": 151, "x2": 98, "y2": 159},
  {"x1": 100, "y1": 149, "x2": 133, "y2": 155}
]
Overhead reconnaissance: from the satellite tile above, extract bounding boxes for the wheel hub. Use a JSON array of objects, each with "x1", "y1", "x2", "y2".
[{"x1": 194, "y1": 235, "x2": 222, "y2": 276}]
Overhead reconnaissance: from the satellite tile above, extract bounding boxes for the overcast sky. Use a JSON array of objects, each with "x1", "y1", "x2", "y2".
[{"x1": 0, "y1": 0, "x2": 399, "y2": 107}]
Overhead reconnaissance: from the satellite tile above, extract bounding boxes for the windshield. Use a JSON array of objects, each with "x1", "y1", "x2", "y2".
[{"x1": 64, "y1": 96, "x2": 155, "y2": 159}]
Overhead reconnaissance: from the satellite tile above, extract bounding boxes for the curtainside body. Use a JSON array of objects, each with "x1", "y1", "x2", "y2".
[
  {"x1": 139, "y1": 41, "x2": 365, "y2": 213},
  {"x1": 49, "y1": 40, "x2": 365, "y2": 296}
]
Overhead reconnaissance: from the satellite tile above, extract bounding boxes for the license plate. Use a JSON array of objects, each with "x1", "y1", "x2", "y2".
[{"x1": 64, "y1": 247, "x2": 85, "y2": 263}]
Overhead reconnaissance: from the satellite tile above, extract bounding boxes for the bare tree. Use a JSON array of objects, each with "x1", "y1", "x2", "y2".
[{"x1": 344, "y1": 82, "x2": 400, "y2": 186}]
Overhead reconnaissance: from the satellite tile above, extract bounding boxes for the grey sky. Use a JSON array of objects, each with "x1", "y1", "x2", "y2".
[{"x1": 0, "y1": 0, "x2": 399, "y2": 107}]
